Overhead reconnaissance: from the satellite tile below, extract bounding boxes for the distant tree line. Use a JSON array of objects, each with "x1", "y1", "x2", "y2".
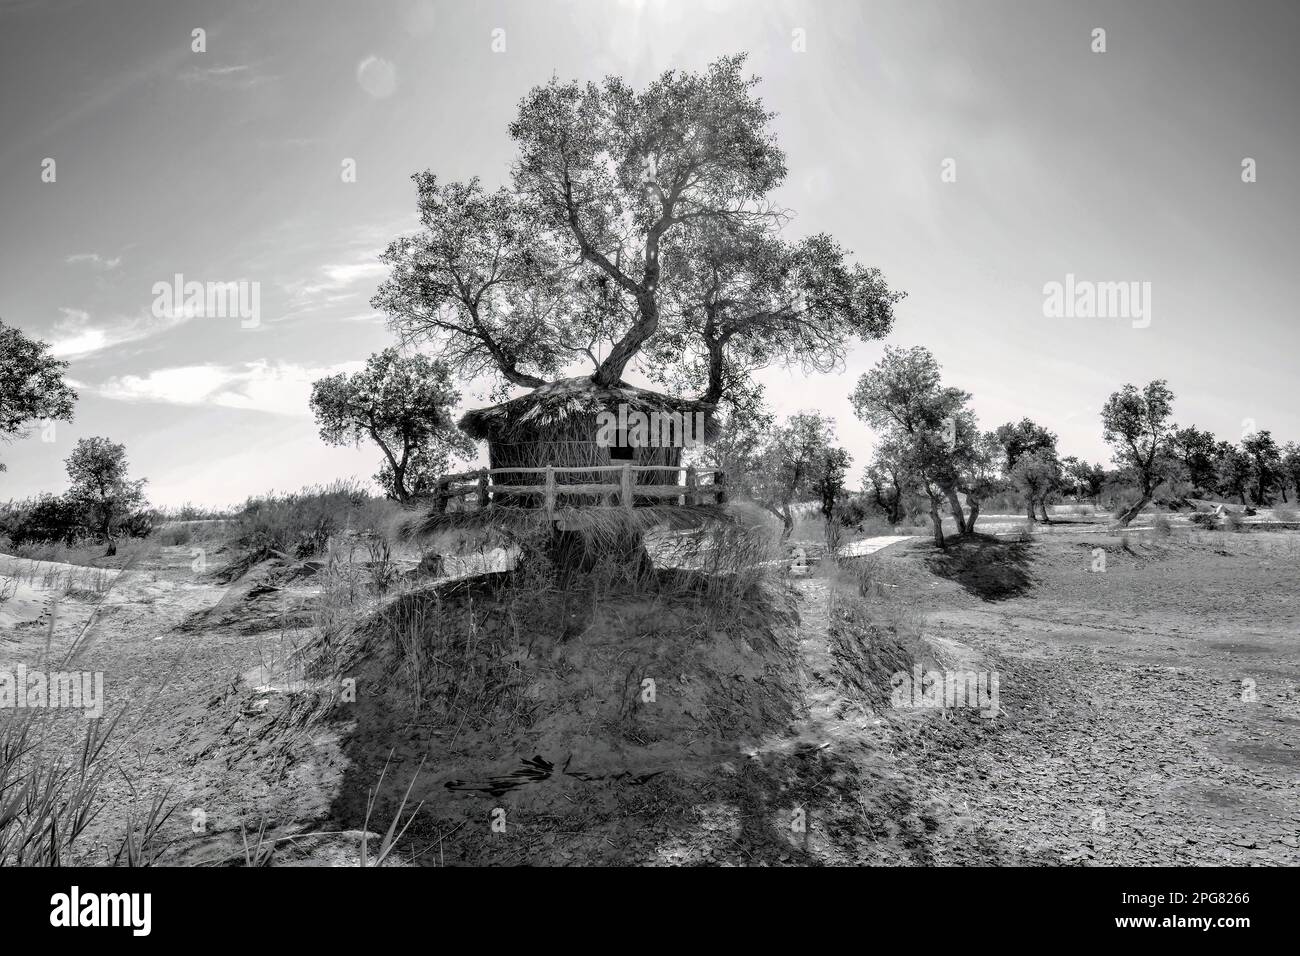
[{"x1": 699, "y1": 345, "x2": 1300, "y2": 549}]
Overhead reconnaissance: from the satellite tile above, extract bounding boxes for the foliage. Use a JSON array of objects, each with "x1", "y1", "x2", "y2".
[
  {"x1": 1214, "y1": 441, "x2": 1253, "y2": 505},
  {"x1": 1171, "y1": 426, "x2": 1218, "y2": 495},
  {"x1": 64, "y1": 437, "x2": 148, "y2": 548},
  {"x1": 1061, "y1": 456, "x2": 1106, "y2": 500},
  {"x1": 376, "y1": 55, "x2": 902, "y2": 408},
  {"x1": 813, "y1": 446, "x2": 853, "y2": 520},
  {"x1": 1009, "y1": 449, "x2": 1063, "y2": 521},
  {"x1": 1100, "y1": 380, "x2": 1177, "y2": 525},
  {"x1": 994, "y1": 418, "x2": 1057, "y2": 472},
  {"x1": 1241, "y1": 429, "x2": 1282, "y2": 505},
  {"x1": 733, "y1": 412, "x2": 848, "y2": 540},
  {"x1": 0, "y1": 319, "x2": 77, "y2": 471},
  {"x1": 310, "y1": 348, "x2": 475, "y2": 502},
  {"x1": 0, "y1": 493, "x2": 83, "y2": 546},
  {"x1": 1282, "y1": 442, "x2": 1300, "y2": 502},
  {"x1": 850, "y1": 345, "x2": 979, "y2": 545},
  {"x1": 229, "y1": 480, "x2": 394, "y2": 568}
]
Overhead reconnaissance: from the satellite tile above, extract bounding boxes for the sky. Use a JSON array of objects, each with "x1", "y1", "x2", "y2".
[{"x1": 1, "y1": 0, "x2": 1297, "y2": 507}]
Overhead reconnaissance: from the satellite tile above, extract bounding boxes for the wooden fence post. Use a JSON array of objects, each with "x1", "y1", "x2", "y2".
[
  {"x1": 544, "y1": 465, "x2": 556, "y2": 516},
  {"x1": 621, "y1": 462, "x2": 634, "y2": 511},
  {"x1": 476, "y1": 474, "x2": 489, "y2": 508},
  {"x1": 685, "y1": 465, "x2": 698, "y2": 506}
]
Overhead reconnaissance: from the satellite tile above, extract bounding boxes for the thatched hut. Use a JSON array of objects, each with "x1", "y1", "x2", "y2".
[{"x1": 456, "y1": 377, "x2": 720, "y2": 509}]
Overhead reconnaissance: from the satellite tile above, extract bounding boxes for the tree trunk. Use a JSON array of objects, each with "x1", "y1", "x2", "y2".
[
  {"x1": 1115, "y1": 494, "x2": 1152, "y2": 527},
  {"x1": 1038, "y1": 498, "x2": 1050, "y2": 523},
  {"x1": 596, "y1": 294, "x2": 658, "y2": 385},
  {"x1": 1026, "y1": 499, "x2": 1036, "y2": 523},
  {"x1": 966, "y1": 496, "x2": 981, "y2": 533},
  {"x1": 756, "y1": 500, "x2": 795, "y2": 541},
  {"x1": 945, "y1": 485, "x2": 968, "y2": 536},
  {"x1": 928, "y1": 499, "x2": 946, "y2": 549}
]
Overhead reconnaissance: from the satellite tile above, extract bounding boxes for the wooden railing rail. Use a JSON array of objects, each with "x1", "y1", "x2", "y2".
[{"x1": 433, "y1": 464, "x2": 727, "y2": 513}]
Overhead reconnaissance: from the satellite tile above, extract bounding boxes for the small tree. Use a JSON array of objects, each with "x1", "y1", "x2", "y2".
[
  {"x1": 691, "y1": 386, "x2": 774, "y2": 483},
  {"x1": 1100, "y1": 380, "x2": 1176, "y2": 526},
  {"x1": 1009, "y1": 449, "x2": 1062, "y2": 523},
  {"x1": 746, "y1": 412, "x2": 843, "y2": 541},
  {"x1": 1241, "y1": 430, "x2": 1282, "y2": 505},
  {"x1": 65, "y1": 438, "x2": 147, "y2": 554},
  {"x1": 812, "y1": 445, "x2": 853, "y2": 550},
  {"x1": 851, "y1": 345, "x2": 978, "y2": 547},
  {"x1": 957, "y1": 431, "x2": 1005, "y2": 532},
  {"x1": 310, "y1": 349, "x2": 475, "y2": 502},
  {"x1": 1062, "y1": 456, "x2": 1106, "y2": 503},
  {"x1": 864, "y1": 459, "x2": 905, "y2": 525},
  {"x1": 813, "y1": 447, "x2": 853, "y2": 522},
  {"x1": 1171, "y1": 426, "x2": 1218, "y2": 497},
  {"x1": 1215, "y1": 441, "x2": 1253, "y2": 506},
  {"x1": 0, "y1": 319, "x2": 77, "y2": 471},
  {"x1": 994, "y1": 418, "x2": 1057, "y2": 472},
  {"x1": 1280, "y1": 442, "x2": 1300, "y2": 504},
  {"x1": 994, "y1": 418, "x2": 1059, "y2": 520}
]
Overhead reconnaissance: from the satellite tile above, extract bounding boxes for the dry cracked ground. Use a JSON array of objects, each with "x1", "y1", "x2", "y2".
[
  {"x1": 862, "y1": 529, "x2": 1300, "y2": 865},
  {"x1": 1, "y1": 525, "x2": 1296, "y2": 865}
]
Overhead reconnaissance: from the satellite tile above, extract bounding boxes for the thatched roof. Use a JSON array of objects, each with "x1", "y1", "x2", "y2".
[{"x1": 458, "y1": 377, "x2": 719, "y2": 443}]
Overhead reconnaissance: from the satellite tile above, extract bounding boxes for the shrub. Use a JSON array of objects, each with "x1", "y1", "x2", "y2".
[
  {"x1": 154, "y1": 523, "x2": 194, "y2": 546},
  {"x1": 0, "y1": 494, "x2": 84, "y2": 546},
  {"x1": 832, "y1": 496, "x2": 871, "y2": 531},
  {"x1": 232, "y1": 480, "x2": 394, "y2": 560},
  {"x1": 1152, "y1": 514, "x2": 1172, "y2": 537}
]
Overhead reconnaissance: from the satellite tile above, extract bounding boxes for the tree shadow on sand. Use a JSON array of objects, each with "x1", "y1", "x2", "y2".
[{"x1": 925, "y1": 534, "x2": 1035, "y2": 602}]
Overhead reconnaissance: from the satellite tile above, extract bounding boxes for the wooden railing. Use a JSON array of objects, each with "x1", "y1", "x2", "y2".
[{"x1": 433, "y1": 464, "x2": 727, "y2": 514}]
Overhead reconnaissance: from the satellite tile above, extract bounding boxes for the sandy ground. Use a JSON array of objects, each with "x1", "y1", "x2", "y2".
[
  {"x1": 861, "y1": 529, "x2": 1300, "y2": 864},
  {"x1": 1, "y1": 519, "x2": 1296, "y2": 865}
]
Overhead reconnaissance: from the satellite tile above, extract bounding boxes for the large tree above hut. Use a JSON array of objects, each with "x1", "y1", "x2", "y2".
[{"x1": 372, "y1": 55, "x2": 904, "y2": 414}]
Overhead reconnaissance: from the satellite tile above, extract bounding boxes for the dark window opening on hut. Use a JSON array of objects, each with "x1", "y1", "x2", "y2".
[{"x1": 609, "y1": 429, "x2": 634, "y2": 461}]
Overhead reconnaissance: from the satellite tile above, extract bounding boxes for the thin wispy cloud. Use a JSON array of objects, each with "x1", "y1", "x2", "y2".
[
  {"x1": 66, "y1": 252, "x2": 122, "y2": 271},
  {"x1": 180, "y1": 62, "x2": 278, "y2": 90},
  {"x1": 92, "y1": 359, "x2": 364, "y2": 417},
  {"x1": 47, "y1": 306, "x2": 195, "y2": 359},
  {"x1": 282, "y1": 256, "x2": 388, "y2": 310}
]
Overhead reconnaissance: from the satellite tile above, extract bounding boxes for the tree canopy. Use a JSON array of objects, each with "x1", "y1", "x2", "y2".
[
  {"x1": 64, "y1": 437, "x2": 147, "y2": 552},
  {"x1": 375, "y1": 55, "x2": 903, "y2": 411},
  {"x1": 1100, "y1": 379, "x2": 1177, "y2": 525},
  {"x1": 0, "y1": 318, "x2": 77, "y2": 470},
  {"x1": 850, "y1": 345, "x2": 989, "y2": 545},
  {"x1": 310, "y1": 348, "x2": 475, "y2": 502}
]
